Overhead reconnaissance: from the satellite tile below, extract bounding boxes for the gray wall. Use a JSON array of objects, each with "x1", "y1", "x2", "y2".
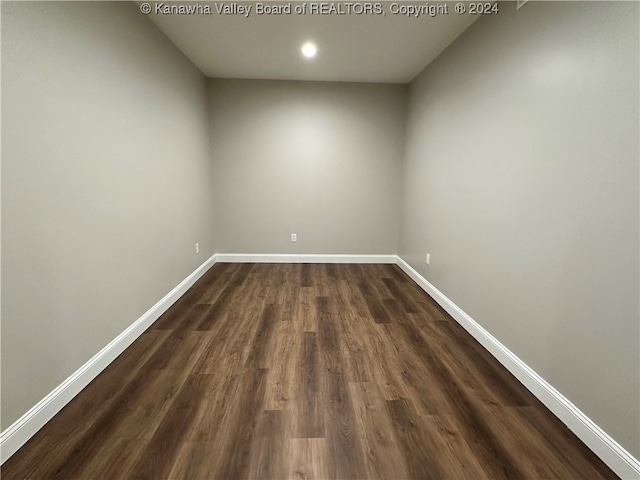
[
  {"x1": 209, "y1": 79, "x2": 405, "y2": 254},
  {"x1": 399, "y1": 1, "x2": 639, "y2": 456},
  {"x1": 1, "y1": 1, "x2": 216, "y2": 429}
]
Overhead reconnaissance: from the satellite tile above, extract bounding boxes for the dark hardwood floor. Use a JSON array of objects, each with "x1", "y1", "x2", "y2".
[{"x1": 2, "y1": 263, "x2": 618, "y2": 479}]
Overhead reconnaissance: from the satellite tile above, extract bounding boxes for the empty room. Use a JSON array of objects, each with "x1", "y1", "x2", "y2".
[{"x1": 1, "y1": 0, "x2": 639, "y2": 478}]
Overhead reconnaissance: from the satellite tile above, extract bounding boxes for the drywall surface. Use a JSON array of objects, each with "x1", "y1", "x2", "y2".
[
  {"x1": 1, "y1": 1, "x2": 215, "y2": 429},
  {"x1": 399, "y1": 1, "x2": 639, "y2": 456},
  {"x1": 209, "y1": 79, "x2": 406, "y2": 254}
]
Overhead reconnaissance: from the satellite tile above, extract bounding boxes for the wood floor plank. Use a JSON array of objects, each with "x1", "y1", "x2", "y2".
[
  {"x1": 358, "y1": 281, "x2": 392, "y2": 324},
  {"x1": 383, "y1": 322, "x2": 453, "y2": 412},
  {"x1": 274, "y1": 284, "x2": 297, "y2": 320},
  {"x1": 335, "y1": 266, "x2": 371, "y2": 319},
  {"x1": 1, "y1": 263, "x2": 619, "y2": 480},
  {"x1": 244, "y1": 303, "x2": 280, "y2": 369},
  {"x1": 430, "y1": 319, "x2": 537, "y2": 406},
  {"x1": 419, "y1": 320, "x2": 505, "y2": 408},
  {"x1": 188, "y1": 262, "x2": 237, "y2": 305},
  {"x1": 38, "y1": 331, "x2": 207, "y2": 479},
  {"x1": 0, "y1": 328, "x2": 170, "y2": 479},
  {"x1": 262, "y1": 305, "x2": 300, "y2": 410},
  {"x1": 480, "y1": 404, "x2": 582, "y2": 479},
  {"x1": 331, "y1": 290, "x2": 372, "y2": 383},
  {"x1": 214, "y1": 368, "x2": 269, "y2": 480},
  {"x1": 246, "y1": 409, "x2": 288, "y2": 480},
  {"x1": 518, "y1": 404, "x2": 623, "y2": 479},
  {"x1": 128, "y1": 373, "x2": 213, "y2": 480},
  {"x1": 349, "y1": 381, "x2": 409, "y2": 480},
  {"x1": 164, "y1": 441, "x2": 213, "y2": 480},
  {"x1": 286, "y1": 438, "x2": 329, "y2": 480},
  {"x1": 386, "y1": 398, "x2": 447, "y2": 479},
  {"x1": 383, "y1": 319, "x2": 531, "y2": 479},
  {"x1": 296, "y1": 286, "x2": 318, "y2": 332},
  {"x1": 192, "y1": 274, "x2": 269, "y2": 375},
  {"x1": 293, "y1": 331, "x2": 325, "y2": 439},
  {"x1": 316, "y1": 295, "x2": 369, "y2": 479},
  {"x1": 428, "y1": 414, "x2": 493, "y2": 480}
]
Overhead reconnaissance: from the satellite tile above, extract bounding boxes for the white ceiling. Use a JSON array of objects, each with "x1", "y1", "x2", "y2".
[{"x1": 144, "y1": 1, "x2": 479, "y2": 83}]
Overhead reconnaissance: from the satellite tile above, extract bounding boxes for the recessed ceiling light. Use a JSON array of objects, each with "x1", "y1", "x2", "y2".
[{"x1": 301, "y1": 42, "x2": 317, "y2": 58}]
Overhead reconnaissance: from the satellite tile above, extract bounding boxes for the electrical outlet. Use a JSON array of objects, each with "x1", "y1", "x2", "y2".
[
  {"x1": 195, "y1": 243, "x2": 200, "y2": 254},
  {"x1": 291, "y1": 233, "x2": 297, "y2": 243},
  {"x1": 426, "y1": 253, "x2": 430, "y2": 265}
]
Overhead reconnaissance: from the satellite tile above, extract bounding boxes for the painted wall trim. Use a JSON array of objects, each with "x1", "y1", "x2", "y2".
[
  {"x1": 395, "y1": 256, "x2": 640, "y2": 480},
  {"x1": 215, "y1": 253, "x2": 397, "y2": 264},
  {"x1": 0, "y1": 254, "x2": 217, "y2": 464}
]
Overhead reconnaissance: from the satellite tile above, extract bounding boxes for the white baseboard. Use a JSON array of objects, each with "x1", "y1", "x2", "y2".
[
  {"x1": 0, "y1": 254, "x2": 217, "y2": 464},
  {"x1": 214, "y1": 253, "x2": 397, "y2": 264},
  {"x1": 395, "y1": 256, "x2": 640, "y2": 480}
]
